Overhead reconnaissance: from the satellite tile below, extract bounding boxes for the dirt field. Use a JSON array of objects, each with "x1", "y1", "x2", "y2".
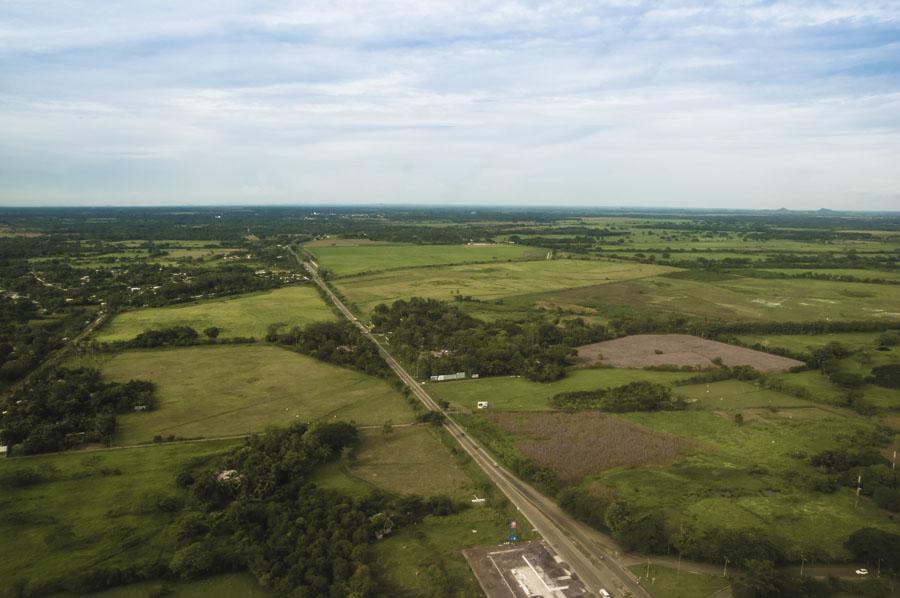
[
  {"x1": 487, "y1": 412, "x2": 685, "y2": 482},
  {"x1": 575, "y1": 334, "x2": 804, "y2": 372}
]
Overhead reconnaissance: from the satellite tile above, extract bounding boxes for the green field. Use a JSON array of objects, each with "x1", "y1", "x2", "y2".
[
  {"x1": 592, "y1": 406, "x2": 899, "y2": 560},
  {"x1": 455, "y1": 367, "x2": 899, "y2": 561},
  {"x1": 95, "y1": 286, "x2": 334, "y2": 342},
  {"x1": 737, "y1": 332, "x2": 888, "y2": 354},
  {"x1": 92, "y1": 345, "x2": 414, "y2": 445},
  {"x1": 678, "y1": 379, "x2": 820, "y2": 409},
  {"x1": 0, "y1": 440, "x2": 240, "y2": 593},
  {"x1": 333, "y1": 259, "x2": 677, "y2": 316},
  {"x1": 314, "y1": 426, "x2": 476, "y2": 500},
  {"x1": 540, "y1": 274, "x2": 900, "y2": 322},
  {"x1": 429, "y1": 367, "x2": 695, "y2": 411},
  {"x1": 307, "y1": 240, "x2": 546, "y2": 276},
  {"x1": 630, "y1": 563, "x2": 729, "y2": 598},
  {"x1": 373, "y1": 507, "x2": 521, "y2": 597}
]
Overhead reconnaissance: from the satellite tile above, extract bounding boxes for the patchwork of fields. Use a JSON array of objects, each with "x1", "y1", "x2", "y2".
[
  {"x1": 95, "y1": 286, "x2": 334, "y2": 342},
  {"x1": 5, "y1": 212, "x2": 899, "y2": 596},
  {"x1": 333, "y1": 258, "x2": 677, "y2": 315}
]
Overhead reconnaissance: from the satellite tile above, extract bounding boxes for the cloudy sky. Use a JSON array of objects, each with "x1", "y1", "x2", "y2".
[{"x1": 1, "y1": 1, "x2": 899, "y2": 209}]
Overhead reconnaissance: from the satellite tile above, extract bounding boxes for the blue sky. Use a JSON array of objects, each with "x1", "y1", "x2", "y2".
[{"x1": 1, "y1": 1, "x2": 899, "y2": 209}]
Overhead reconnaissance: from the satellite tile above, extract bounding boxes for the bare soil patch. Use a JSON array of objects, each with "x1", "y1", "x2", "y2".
[
  {"x1": 487, "y1": 411, "x2": 685, "y2": 482},
  {"x1": 575, "y1": 334, "x2": 804, "y2": 372}
]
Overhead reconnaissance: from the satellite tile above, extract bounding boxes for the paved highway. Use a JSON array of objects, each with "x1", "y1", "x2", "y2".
[{"x1": 297, "y1": 252, "x2": 649, "y2": 598}]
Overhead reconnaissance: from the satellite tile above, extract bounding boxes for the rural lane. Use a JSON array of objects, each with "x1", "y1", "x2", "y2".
[{"x1": 295, "y1": 250, "x2": 649, "y2": 598}]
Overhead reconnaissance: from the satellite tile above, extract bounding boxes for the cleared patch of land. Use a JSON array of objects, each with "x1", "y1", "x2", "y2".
[
  {"x1": 97, "y1": 345, "x2": 414, "y2": 445},
  {"x1": 487, "y1": 411, "x2": 685, "y2": 482},
  {"x1": 308, "y1": 241, "x2": 546, "y2": 276},
  {"x1": 429, "y1": 368, "x2": 695, "y2": 411},
  {"x1": 315, "y1": 426, "x2": 475, "y2": 499},
  {"x1": 334, "y1": 259, "x2": 678, "y2": 316},
  {"x1": 576, "y1": 334, "x2": 804, "y2": 372},
  {"x1": 0, "y1": 440, "x2": 240, "y2": 592},
  {"x1": 94, "y1": 286, "x2": 334, "y2": 342}
]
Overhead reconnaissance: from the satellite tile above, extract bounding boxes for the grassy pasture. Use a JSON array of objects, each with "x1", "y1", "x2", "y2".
[
  {"x1": 630, "y1": 563, "x2": 729, "y2": 598},
  {"x1": 314, "y1": 426, "x2": 475, "y2": 500},
  {"x1": 0, "y1": 440, "x2": 240, "y2": 592},
  {"x1": 93, "y1": 345, "x2": 414, "y2": 445},
  {"x1": 307, "y1": 241, "x2": 546, "y2": 276},
  {"x1": 373, "y1": 508, "x2": 520, "y2": 597},
  {"x1": 94, "y1": 286, "x2": 334, "y2": 342},
  {"x1": 678, "y1": 379, "x2": 819, "y2": 409},
  {"x1": 541, "y1": 275, "x2": 900, "y2": 322},
  {"x1": 334, "y1": 259, "x2": 677, "y2": 316},
  {"x1": 594, "y1": 408, "x2": 898, "y2": 560},
  {"x1": 455, "y1": 367, "x2": 898, "y2": 561},
  {"x1": 429, "y1": 367, "x2": 694, "y2": 411},
  {"x1": 768, "y1": 370, "x2": 847, "y2": 405},
  {"x1": 737, "y1": 332, "x2": 887, "y2": 354}
]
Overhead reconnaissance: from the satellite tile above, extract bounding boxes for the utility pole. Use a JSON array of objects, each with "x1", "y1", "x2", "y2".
[
  {"x1": 800, "y1": 555, "x2": 805, "y2": 577},
  {"x1": 892, "y1": 450, "x2": 896, "y2": 471},
  {"x1": 723, "y1": 557, "x2": 729, "y2": 577},
  {"x1": 646, "y1": 557, "x2": 650, "y2": 580},
  {"x1": 856, "y1": 474, "x2": 862, "y2": 507}
]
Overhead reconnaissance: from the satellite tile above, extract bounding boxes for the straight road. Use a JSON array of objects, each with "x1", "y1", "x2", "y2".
[{"x1": 296, "y1": 252, "x2": 649, "y2": 598}]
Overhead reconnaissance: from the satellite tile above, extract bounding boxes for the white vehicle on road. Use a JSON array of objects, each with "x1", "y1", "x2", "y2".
[{"x1": 856, "y1": 568, "x2": 868, "y2": 576}]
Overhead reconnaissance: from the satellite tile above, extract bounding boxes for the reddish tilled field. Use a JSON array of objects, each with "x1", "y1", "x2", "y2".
[
  {"x1": 487, "y1": 411, "x2": 686, "y2": 482},
  {"x1": 575, "y1": 334, "x2": 804, "y2": 372}
]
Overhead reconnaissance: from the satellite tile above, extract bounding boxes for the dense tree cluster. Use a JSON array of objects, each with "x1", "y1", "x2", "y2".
[
  {"x1": 0, "y1": 367, "x2": 154, "y2": 454},
  {"x1": 0, "y1": 297, "x2": 87, "y2": 383},
  {"x1": 173, "y1": 422, "x2": 464, "y2": 596},
  {"x1": 870, "y1": 363, "x2": 900, "y2": 389},
  {"x1": 370, "y1": 297, "x2": 608, "y2": 382},
  {"x1": 268, "y1": 320, "x2": 390, "y2": 378},
  {"x1": 551, "y1": 381, "x2": 686, "y2": 412},
  {"x1": 810, "y1": 437, "x2": 900, "y2": 512}
]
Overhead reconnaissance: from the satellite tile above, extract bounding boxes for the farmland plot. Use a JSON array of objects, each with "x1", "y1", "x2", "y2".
[{"x1": 487, "y1": 411, "x2": 686, "y2": 482}]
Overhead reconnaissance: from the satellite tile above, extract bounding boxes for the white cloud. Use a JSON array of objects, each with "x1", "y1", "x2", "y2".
[{"x1": 0, "y1": 1, "x2": 899, "y2": 208}]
